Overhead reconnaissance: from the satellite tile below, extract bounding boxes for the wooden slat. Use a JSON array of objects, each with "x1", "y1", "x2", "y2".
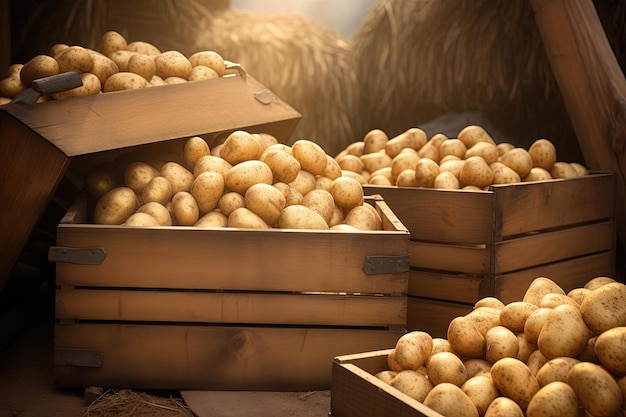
[
  {"x1": 54, "y1": 323, "x2": 404, "y2": 390},
  {"x1": 494, "y1": 251, "x2": 615, "y2": 304},
  {"x1": 408, "y1": 270, "x2": 484, "y2": 304},
  {"x1": 494, "y1": 221, "x2": 615, "y2": 273},
  {"x1": 409, "y1": 240, "x2": 489, "y2": 274},
  {"x1": 55, "y1": 289, "x2": 406, "y2": 328},
  {"x1": 363, "y1": 185, "x2": 494, "y2": 245},
  {"x1": 406, "y1": 297, "x2": 473, "y2": 338},
  {"x1": 331, "y1": 354, "x2": 443, "y2": 417},
  {"x1": 55, "y1": 200, "x2": 409, "y2": 294},
  {"x1": 531, "y1": 0, "x2": 626, "y2": 249},
  {"x1": 493, "y1": 173, "x2": 614, "y2": 238}
]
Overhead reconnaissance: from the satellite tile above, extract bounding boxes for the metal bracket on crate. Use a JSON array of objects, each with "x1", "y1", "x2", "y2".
[
  {"x1": 54, "y1": 348, "x2": 103, "y2": 368},
  {"x1": 362, "y1": 255, "x2": 410, "y2": 275},
  {"x1": 48, "y1": 246, "x2": 107, "y2": 265}
]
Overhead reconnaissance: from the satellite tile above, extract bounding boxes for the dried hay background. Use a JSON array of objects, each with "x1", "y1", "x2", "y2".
[
  {"x1": 85, "y1": 389, "x2": 193, "y2": 417},
  {"x1": 194, "y1": 9, "x2": 358, "y2": 156}
]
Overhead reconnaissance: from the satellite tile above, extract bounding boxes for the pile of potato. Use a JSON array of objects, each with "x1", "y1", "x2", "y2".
[
  {"x1": 86, "y1": 130, "x2": 385, "y2": 231},
  {"x1": 377, "y1": 276, "x2": 626, "y2": 417},
  {"x1": 335, "y1": 125, "x2": 589, "y2": 190},
  {"x1": 0, "y1": 30, "x2": 226, "y2": 103}
]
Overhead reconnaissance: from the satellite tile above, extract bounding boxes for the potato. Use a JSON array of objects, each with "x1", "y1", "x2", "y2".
[
  {"x1": 484, "y1": 397, "x2": 524, "y2": 417},
  {"x1": 188, "y1": 50, "x2": 226, "y2": 77},
  {"x1": 491, "y1": 162, "x2": 521, "y2": 184},
  {"x1": 516, "y1": 332, "x2": 537, "y2": 363},
  {"x1": 439, "y1": 159, "x2": 465, "y2": 181},
  {"x1": 261, "y1": 148, "x2": 301, "y2": 183},
  {"x1": 171, "y1": 191, "x2": 199, "y2": 226},
  {"x1": 219, "y1": 131, "x2": 262, "y2": 165},
  {"x1": 439, "y1": 139, "x2": 468, "y2": 159},
  {"x1": 523, "y1": 277, "x2": 566, "y2": 306},
  {"x1": 55, "y1": 45, "x2": 93, "y2": 73},
  {"x1": 273, "y1": 182, "x2": 304, "y2": 207},
  {"x1": 523, "y1": 167, "x2": 553, "y2": 182},
  {"x1": 567, "y1": 287, "x2": 592, "y2": 305},
  {"x1": 362, "y1": 129, "x2": 388, "y2": 154},
  {"x1": 288, "y1": 169, "x2": 317, "y2": 196},
  {"x1": 190, "y1": 171, "x2": 225, "y2": 215},
  {"x1": 385, "y1": 128, "x2": 427, "y2": 157},
  {"x1": 194, "y1": 210, "x2": 228, "y2": 228},
  {"x1": 124, "y1": 212, "x2": 160, "y2": 227},
  {"x1": 458, "y1": 125, "x2": 496, "y2": 148},
  {"x1": 154, "y1": 51, "x2": 192, "y2": 80},
  {"x1": 20, "y1": 55, "x2": 59, "y2": 86},
  {"x1": 343, "y1": 141, "x2": 365, "y2": 156},
  {"x1": 499, "y1": 301, "x2": 539, "y2": 332},
  {"x1": 135, "y1": 201, "x2": 172, "y2": 226},
  {"x1": 160, "y1": 161, "x2": 195, "y2": 194},
  {"x1": 465, "y1": 142, "x2": 499, "y2": 164},
  {"x1": 328, "y1": 204, "x2": 345, "y2": 227},
  {"x1": 124, "y1": 161, "x2": 159, "y2": 194},
  {"x1": 462, "y1": 375, "x2": 500, "y2": 417},
  {"x1": 539, "y1": 293, "x2": 580, "y2": 309},
  {"x1": 361, "y1": 201, "x2": 383, "y2": 230},
  {"x1": 329, "y1": 177, "x2": 364, "y2": 209},
  {"x1": 224, "y1": 160, "x2": 273, "y2": 195},
  {"x1": 302, "y1": 189, "x2": 334, "y2": 225},
  {"x1": 375, "y1": 370, "x2": 398, "y2": 384},
  {"x1": 277, "y1": 205, "x2": 329, "y2": 229},
  {"x1": 423, "y1": 382, "x2": 479, "y2": 417},
  {"x1": 292, "y1": 139, "x2": 328, "y2": 175},
  {"x1": 360, "y1": 149, "x2": 392, "y2": 173},
  {"x1": 193, "y1": 155, "x2": 232, "y2": 178},
  {"x1": 187, "y1": 65, "x2": 219, "y2": 82},
  {"x1": 535, "y1": 357, "x2": 581, "y2": 387},
  {"x1": 93, "y1": 186, "x2": 140, "y2": 225},
  {"x1": 84, "y1": 162, "x2": 119, "y2": 200},
  {"x1": 51, "y1": 72, "x2": 101, "y2": 99},
  {"x1": 537, "y1": 304, "x2": 589, "y2": 359},
  {"x1": 218, "y1": 191, "x2": 245, "y2": 217},
  {"x1": 87, "y1": 49, "x2": 119, "y2": 85},
  {"x1": 389, "y1": 370, "x2": 433, "y2": 402},
  {"x1": 227, "y1": 207, "x2": 270, "y2": 229},
  {"x1": 498, "y1": 148, "x2": 533, "y2": 178},
  {"x1": 447, "y1": 315, "x2": 486, "y2": 358},
  {"x1": 413, "y1": 158, "x2": 440, "y2": 188},
  {"x1": 429, "y1": 133, "x2": 448, "y2": 148},
  {"x1": 585, "y1": 276, "x2": 616, "y2": 290},
  {"x1": 183, "y1": 136, "x2": 210, "y2": 171},
  {"x1": 99, "y1": 31, "x2": 127, "y2": 57},
  {"x1": 474, "y1": 297, "x2": 505, "y2": 310},
  {"x1": 526, "y1": 381, "x2": 579, "y2": 417},
  {"x1": 369, "y1": 174, "x2": 393, "y2": 185},
  {"x1": 427, "y1": 351, "x2": 468, "y2": 386},
  {"x1": 103, "y1": 71, "x2": 148, "y2": 92},
  {"x1": 369, "y1": 167, "x2": 393, "y2": 184},
  {"x1": 341, "y1": 170, "x2": 368, "y2": 185},
  {"x1": 594, "y1": 326, "x2": 626, "y2": 376},
  {"x1": 417, "y1": 142, "x2": 440, "y2": 163},
  {"x1": 485, "y1": 325, "x2": 519, "y2": 362},
  {"x1": 496, "y1": 142, "x2": 516, "y2": 156},
  {"x1": 244, "y1": 183, "x2": 286, "y2": 226},
  {"x1": 567, "y1": 362, "x2": 623, "y2": 417},
  {"x1": 126, "y1": 41, "x2": 161, "y2": 56},
  {"x1": 395, "y1": 169, "x2": 419, "y2": 187},
  {"x1": 549, "y1": 162, "x2": 578, "y2": 179},
  {"x1": 391, "y1": 152, "x2": 420, "y2": 182},
  {"x1": 523, "y1": 307, "x2": 552, "y2": 344},
  {"x1": 434, "y1": 171, "x2": 460, "y2": 189},
  {"x1": 464, "y1": 359, "x2": 493, "y2": 378},
  {"x1": 430, "y1": 337, "x2": 454, "y2": 357},
  {"x1": 0, "y1": 70, "x2": 26, "y2": 98},
  {"x1": 459, "y1": 156, "x2": 493, "y2": 188},
  {"x1": 344, "y1": 204, "x2": 379, "y2": 230},
  {"x1": 580, "y1": 282, "x2": 626, "y2": 334},
  {"x1": 393, "y1": 331, "x2": 433, "y2": 370},
  {"x1": 139, "y1": 176, "x2": 171, "y2": 206},
  {"x1": 465, "y1": 306, "x2": 502, "y2": 336},
  {"x1": 337, "y1": 154, "x2": 365, "y2": 173},
  {"x1": 528, "y1": 139, "x2": 557, "y2": 170},
  {"x1": 526, "y1": 349, "x2": 549, "y2": 376},
  {"x1": 570, "y1": 162, "x2": 589, "y2": 176},
  {"x1": 319, "y1": 155, "x2": 342, "y2": 180},
  {"x1": 490, "y1": 357, "x2": 540, "y2": 411},
  {"x1": 127, "y1": 53, "x2": 156, "y2": 81}
]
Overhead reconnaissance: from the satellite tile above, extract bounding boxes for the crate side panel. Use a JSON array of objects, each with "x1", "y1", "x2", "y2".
[
  {"x1": 408, "y1": 270, "x2": 485, "y2": 304},
  {"x1": 409, "y1": 241, "x2": 490, "y2": 274},
  {"x1": 363, "y1": 185, "x2": 494, "y2": 245},
  {"x1": 53, "y1": 323, "x2": 404, "y2": 390},
  {"x1": 494, "y1": 251, "x2": 616, "y2": 304},
  {"x1": 55, "y1": 289, "x2": 407, "y2": 328},
  {"x1": 494, "y1": 173, "x2": 614, "y2": 237},
  {"x1": 406, "y1": 297, "x2": 473, "y2": 338},
  {"x1": 494, "y1": 221, "x2": 615, "y2": 273}
]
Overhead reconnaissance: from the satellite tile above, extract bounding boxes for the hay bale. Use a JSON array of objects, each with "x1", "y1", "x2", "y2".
[
  {"x1": 194, "y1": 10, "x2": 358, "y2": 156},
  {"x1": 85, "y1": 389, "x2": 194, "y2": 417}
]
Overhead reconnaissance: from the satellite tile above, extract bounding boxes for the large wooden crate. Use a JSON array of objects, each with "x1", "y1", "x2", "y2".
[
  {"x1": 364, "y1": 173, "x2": 616, "y2": 337},
  {"x1": 331, "y1": 349, "x2": 442, "y2": 417},
  {"x1": 51, "y1": 196, "x2": 409, "y2": 390}
]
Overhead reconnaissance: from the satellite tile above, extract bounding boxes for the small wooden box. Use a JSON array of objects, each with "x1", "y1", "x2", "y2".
[
  {"x1": 52, "y1": 196, "x2": 410, "y2": 390},
  {"x1": 331, "y1": 350, "x2": 442, "y2": 417},
  {"x1": 364, "y1": 173, "x2": 616, "y2": 337}
]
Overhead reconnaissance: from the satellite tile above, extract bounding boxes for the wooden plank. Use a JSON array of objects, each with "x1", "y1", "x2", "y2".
[
  {"x1": 495, "y1": 251, "x2": 615, "y2": 304},
  {"x1": 363, "y1": 185, "x2": 494, "y2": 245},
  {"x1": 331, "y1": 354, "x2": 443, "y2": 417},
  {"x1": 0, "y1": 0, "x2": 9, "y2": 73},
  {"x1": 406, "y1": 297, "x2": 473, "y2": 338},
  {"x1": 531, "y1": 0, "x2": 626, "y2": 249},
  {"x1": 494, "y1": 221, "x2": 615, "y2": 273},
  {"x1": 409, "y1": 240, "x2": 489, "y2": 274},
  {"x1": 408, "y1": 270, "x2": 484, "y2": 304},
  {"x1": 54, "y1": 323, "x2": 404, "y2": 390},
  {"x1": 55, "y1": 289, "x2": 406, "y2": 328}
]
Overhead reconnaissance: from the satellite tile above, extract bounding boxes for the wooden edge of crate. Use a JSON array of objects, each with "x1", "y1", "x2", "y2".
[
  {"x1": 369, "y1": 194, "x2": 410, "y2": 234},
  {"x1": 332, "y1": 350, "x2": 444, "y2": 417}
]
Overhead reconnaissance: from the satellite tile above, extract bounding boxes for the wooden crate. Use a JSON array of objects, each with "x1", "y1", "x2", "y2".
[
  {"x1": 51, "y1": 197, "x2": 410, "y2": 390},
  {"x1": 331, "y1": 349, "x2": 442, "y2": 417},
  {"x1": 364, "y1": 173, "x2": 616, "y2": 335}
]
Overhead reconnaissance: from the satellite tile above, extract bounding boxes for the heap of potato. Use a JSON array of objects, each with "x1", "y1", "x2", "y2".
[
  {"x1": 86, "y1": 130, "x2": 385, "y2": 231},
  {"x1": 377, "y1": 276, "x2": 626, "y2": 417},
  {"x1": 335, "y1": 125, "x2": 589, "y2": 190},
  {"x1": 0, "y1": 30, "x2": 226, "y2": 103}
]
